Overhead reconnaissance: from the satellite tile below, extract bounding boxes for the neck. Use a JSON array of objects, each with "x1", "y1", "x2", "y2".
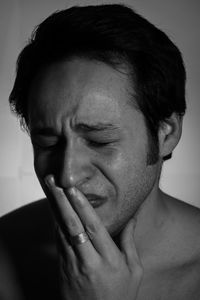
[
  {"x1": 134, "y1": 187, "x2": 168, "y2": 261},
  {"x1": 112, "y1": 184, "x2": 168, "y2": 256}
]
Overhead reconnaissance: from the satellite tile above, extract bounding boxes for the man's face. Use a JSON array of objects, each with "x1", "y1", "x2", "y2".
[{"x1": 28, "y1": 58, "x2": 159, "y2": 236}]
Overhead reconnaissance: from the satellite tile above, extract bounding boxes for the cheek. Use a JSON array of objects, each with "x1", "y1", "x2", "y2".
[
  {"x1": 33, "y1": 156, "x2": 44, "y2": 188},
  {"x1": 106, "y1": 144, "x2": 149, "y2": 194},
  {"x1": 33, "y1": 151, "x2": 58, "y2": 199},
  {"x1": 107, "y1": 141, "x2": 146, "y2": 174},
  {"x1": 33, "y1": 150, "x2": 53, "y2": 179},
  {"x1": 95, "y1": 150, "x2": 134, "y2": 197}
]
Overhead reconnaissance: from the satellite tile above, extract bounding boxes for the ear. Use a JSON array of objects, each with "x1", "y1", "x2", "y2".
[{"x1": 158, "y1": 113, "x2": 183, "y2": 159}]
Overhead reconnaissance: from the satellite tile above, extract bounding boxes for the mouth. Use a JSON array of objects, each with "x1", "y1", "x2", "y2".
[{"x1": 85, "y1": 194, "x2": 107, "y2": 208}]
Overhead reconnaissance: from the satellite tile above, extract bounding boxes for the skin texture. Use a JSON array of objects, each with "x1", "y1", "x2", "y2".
[
  {"x1": 1, "y1": 57, "x2": 200, "y2": 299},
  {"x1": 27, "y1": 57, "x2": 152, "y2": 299},
  {"x1": 28, "y1": 58, "x2": 160, "y2": 237}
]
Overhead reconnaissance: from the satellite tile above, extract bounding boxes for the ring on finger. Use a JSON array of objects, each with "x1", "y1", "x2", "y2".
[{"x1": 70, "y1": 231, "x2": 90, "y2": 246}]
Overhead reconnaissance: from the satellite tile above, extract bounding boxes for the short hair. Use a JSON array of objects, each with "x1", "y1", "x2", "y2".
[{"x1": 9, "y1": 4, "x2": 186, "y2": 162}]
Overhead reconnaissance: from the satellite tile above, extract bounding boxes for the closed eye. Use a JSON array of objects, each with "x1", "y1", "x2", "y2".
[
  {"x1": 33, "y1": 142, "x2": 58, "y2": 150},
  {"x1": 31, "y1": 136, "x2": 59, "y2": 150},
  {"x1": 87, "y1": 140, "x2": 113, "y2": 148}
]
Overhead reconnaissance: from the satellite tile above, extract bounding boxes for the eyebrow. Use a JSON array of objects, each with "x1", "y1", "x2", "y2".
[
  {"x1": 75, "y1": 122, "x2": 120, "y2": 132},
  {"x1": 30, "y1": 122, "x2": 120, "y2": 136}
]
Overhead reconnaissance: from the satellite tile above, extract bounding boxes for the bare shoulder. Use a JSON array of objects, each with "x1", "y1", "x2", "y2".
[
  {"x1": 163, "y1": 193, "x2": 200, "y2": 262},
  {"x1": 138, "y1": 194, "x2": 200, "y2": 300},
  {"x1": 0, "y1": 198, "x2": 54, "y2": 241},
  {"x1": 0, "y1": 237, "x2": 25, "y2": 300},
  {"x1": 164, "y1": 194, "x2": 200, "y2": 232},
  {"x1": 0, "y1": 198, "x2": 55, "y2": 260},
  {"x1": 0, "y1": 199, "x2": 59, "y2": 299}
]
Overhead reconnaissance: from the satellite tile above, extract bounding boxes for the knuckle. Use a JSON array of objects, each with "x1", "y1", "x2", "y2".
[
  {"x1": 66, "y1": 217, "x2": 79, "y2": 232},
  {"x1": 108, "y1": 256, "x2": 124, "y2": 271},
  {"x1": 85, "y1": 220, "x2": 100, "y2": 239},
  {"x1": 56, "y1": 187, "x2": 65, "y2": 200},
  {"x1": 79, "y1": 259, "x2": 99, "y2": 280}
]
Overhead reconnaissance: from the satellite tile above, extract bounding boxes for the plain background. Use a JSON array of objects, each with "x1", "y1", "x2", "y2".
[{"x1": 0, "y1": 0, "x2": 199, "y2": 217}]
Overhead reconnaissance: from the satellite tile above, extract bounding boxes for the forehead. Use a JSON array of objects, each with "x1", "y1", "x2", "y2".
[{"x1": 28, "y1": 58, "x2": 137, "y2": 129}]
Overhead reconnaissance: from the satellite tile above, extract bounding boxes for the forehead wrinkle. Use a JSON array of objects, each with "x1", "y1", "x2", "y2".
[
  {"x1": 28, "y1": 58, "x2": 135, "y2": 135},
  {"x1": 73, "y1": 91, "x2": 121, "y2": 127}
]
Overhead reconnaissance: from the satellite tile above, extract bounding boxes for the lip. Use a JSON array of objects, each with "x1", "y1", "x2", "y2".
[{"x1": 85, "y1": 193, "x2": 107, "y2": 208}]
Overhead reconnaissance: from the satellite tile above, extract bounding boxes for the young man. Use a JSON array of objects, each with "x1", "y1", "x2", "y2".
[{"x1": 1, "y1": 4, "x2": 200, "y2": 300}]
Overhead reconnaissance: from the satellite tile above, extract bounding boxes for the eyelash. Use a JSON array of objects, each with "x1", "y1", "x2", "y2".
[
  {"x1": 32, "y1": 140, "x2": 59, "y2": 150},
  {"x1": 32, "y1": 138, "x2": 113, "y2": 151},
  {"x1": 87, "y1": 140, "x2": 111, "y2": 148}
]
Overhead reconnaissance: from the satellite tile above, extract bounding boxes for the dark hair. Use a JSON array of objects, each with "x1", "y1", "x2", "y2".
[{"x1": 9, "y1": 4, "x2": 186, "y2": 162}]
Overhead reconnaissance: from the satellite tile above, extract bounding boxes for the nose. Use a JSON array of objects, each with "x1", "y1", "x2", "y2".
[{"x1": 55, "y1": 139, "x2": 94, "y2": 189}]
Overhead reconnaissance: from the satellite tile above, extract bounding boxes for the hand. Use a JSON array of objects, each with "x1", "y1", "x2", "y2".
[{"x1": 45, "y1": 175, "x2": 143, "y2": 300}]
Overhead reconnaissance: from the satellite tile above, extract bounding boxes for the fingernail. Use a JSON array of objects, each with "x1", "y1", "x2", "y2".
[
  {"x1": 68, "y1": 187, "x2": 85, "y2": 205},
  {"x1": 45, "y1": 174, "x2": 55, "y2": 187},
  {"x1": 68, "y1": 187, "x2": 77, "y2": 196}
]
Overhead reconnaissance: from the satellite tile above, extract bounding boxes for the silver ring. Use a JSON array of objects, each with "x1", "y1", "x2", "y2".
[{"x1": 70, "y1": 232, "x2": 89, "y2": 246}]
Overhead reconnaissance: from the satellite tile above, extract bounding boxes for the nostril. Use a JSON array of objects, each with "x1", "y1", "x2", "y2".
[
  {"x1": 57, "y1": 171, "x2": 91, "y2": 190},
  {"x1": 56, "y1": 146, "x2": 94, "y2": 189}
]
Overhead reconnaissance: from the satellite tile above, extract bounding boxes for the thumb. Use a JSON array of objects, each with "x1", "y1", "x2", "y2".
[{"x1": 120, "y1": 218, "x2": 142, "y2": 270}]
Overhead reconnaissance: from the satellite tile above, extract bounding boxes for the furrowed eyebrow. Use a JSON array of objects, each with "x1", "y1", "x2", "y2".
[
  {"x1": 30, "y1": 127, "x2": 58, "y2": 136},
  {"x1": 76, "y1": 122, "x2": 120, "y2": 132},
  {"x1": 30, "y1": 123, "x2": 120, "y2": 136}
]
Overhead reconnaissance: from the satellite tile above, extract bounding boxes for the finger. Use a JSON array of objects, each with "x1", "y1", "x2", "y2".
[
  {"x1": 120, "y1": 218, "x2": 143, "y2": 272},
  {"x1": 45, "y1": 175, "x2": 97, "y2": 260},
  {"x1": 45, "y1": 175, "x2": 84, "y2": 233},
  {"x1": 68, "y1": 187, "x2": 122, "y2": 261},
  {"x1": 55, "y1": 225, "x2": 79, "y2": 276}
]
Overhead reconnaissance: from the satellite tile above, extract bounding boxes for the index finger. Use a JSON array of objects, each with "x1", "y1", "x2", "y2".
[
  {"x1": 45, "y1": 175, "x2": 84, "y2": 235},
  {"x1": 68, "y1": 186, "x2": 122, "y2": 261},
  {"x1": 45, "y1": 175, "x2": 98, "y2": 260}
]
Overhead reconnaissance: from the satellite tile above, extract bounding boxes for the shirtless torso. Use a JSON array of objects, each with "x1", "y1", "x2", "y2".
[{"x1": 1, "y1": 192, "x2": 200, "y2": 300}]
